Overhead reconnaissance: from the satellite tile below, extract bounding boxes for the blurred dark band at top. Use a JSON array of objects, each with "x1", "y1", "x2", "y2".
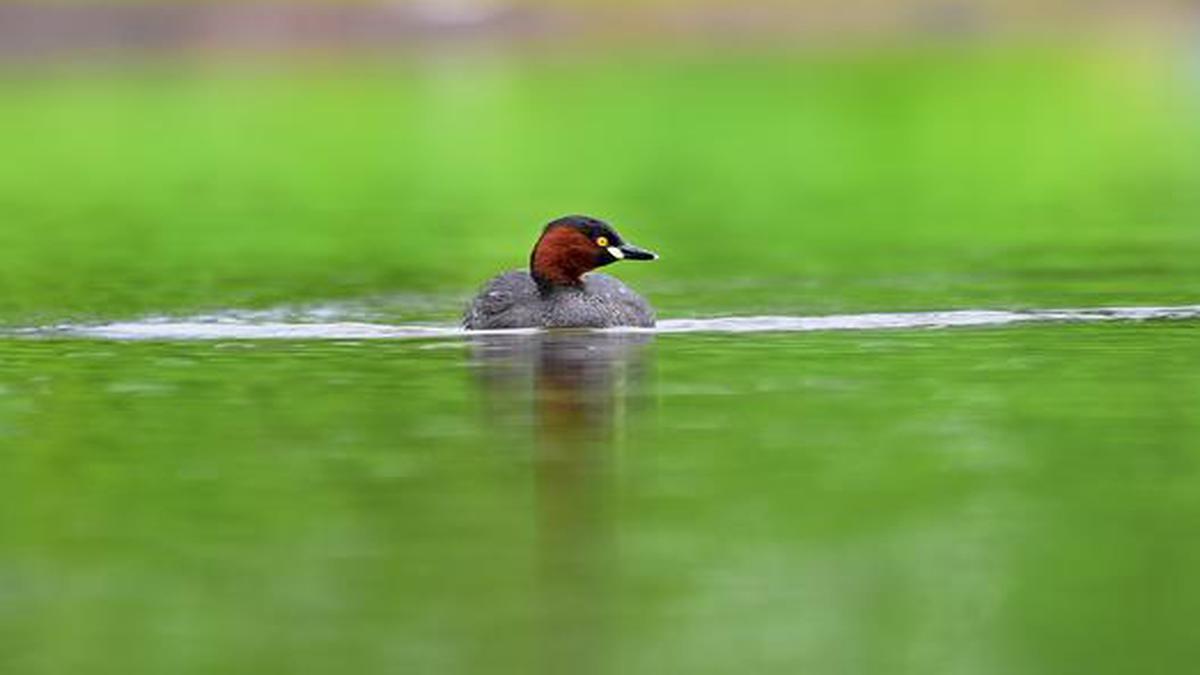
[{"x1": 0, "y1": 1, "x2": 1195, "y2": 63}]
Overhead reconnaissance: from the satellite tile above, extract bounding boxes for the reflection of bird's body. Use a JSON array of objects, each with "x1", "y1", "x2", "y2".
[
  {"x1": 467, "y1": 329, "x2": 655, "y2": 675},
  {"x1": 464, "y1": 215, "x2": 658, "y2": 330}
]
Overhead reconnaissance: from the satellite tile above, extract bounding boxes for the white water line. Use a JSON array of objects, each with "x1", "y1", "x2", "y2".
[{"x1": 16, "y1": 305, "x2": 1200, "y2": 341}]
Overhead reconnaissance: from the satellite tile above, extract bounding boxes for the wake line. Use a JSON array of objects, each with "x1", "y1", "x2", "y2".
[
  {"x1": 15, "y1": 304, "x2": 1200, "y2": 341},
  {"x1": 654, "y1": 305, "x2": 1200, "y2": 334}
]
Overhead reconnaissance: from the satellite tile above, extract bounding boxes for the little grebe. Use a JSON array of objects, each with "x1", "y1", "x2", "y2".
[{"x1": 463, "y1": 215, "x2": 658, "y2": 329}]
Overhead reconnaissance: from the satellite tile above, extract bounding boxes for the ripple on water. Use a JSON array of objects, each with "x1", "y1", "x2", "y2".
[{"x1": 13, "y1": 305, "x2": 1200, "y2": 341}]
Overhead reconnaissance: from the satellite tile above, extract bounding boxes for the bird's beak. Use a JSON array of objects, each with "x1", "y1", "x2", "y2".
[{"x1": 608, "y1": 243, "x2": 658, "y2": 261}]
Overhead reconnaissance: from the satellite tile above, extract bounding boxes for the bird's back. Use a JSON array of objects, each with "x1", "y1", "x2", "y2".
[
  {"x1": 544, "y1": 274, "x2": 655, "y2": 328},
  {"x1": 463, "y1": 271, "x2": 655, "y2": 329},
  {"x1": 463, "y1": 270, "x2": 542, "y2": 330}
]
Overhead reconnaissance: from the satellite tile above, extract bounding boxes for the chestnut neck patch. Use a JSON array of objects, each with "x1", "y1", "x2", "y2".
[{"x1": 530, "y1": 225, "x2": 601, "y2": 291}]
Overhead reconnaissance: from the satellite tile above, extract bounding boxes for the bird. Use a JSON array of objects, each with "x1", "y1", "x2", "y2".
[{"x1": 463, "y1": 215, "x2": 658, "y2": 329}]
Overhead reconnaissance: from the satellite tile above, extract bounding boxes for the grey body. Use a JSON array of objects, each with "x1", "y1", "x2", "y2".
[{"x1": 464, "y1": 270, "x2": 655, "y2": 329}]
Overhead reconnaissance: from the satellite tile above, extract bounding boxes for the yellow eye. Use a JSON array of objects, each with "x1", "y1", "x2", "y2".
[{"x1": 596, "y1": 236, "x2": 609, "y2": 247}]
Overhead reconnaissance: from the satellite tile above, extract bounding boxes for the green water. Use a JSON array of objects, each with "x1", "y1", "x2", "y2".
[
  {"x1": 2, "y1": 326, "x2": 1199, "y2": 674},
  {"x1": 2, "y1": 46, "x2": 1200, "y2": 673}
]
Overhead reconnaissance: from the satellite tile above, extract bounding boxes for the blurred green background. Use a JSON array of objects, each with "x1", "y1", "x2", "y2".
[
  {"x1": 2, "y1": 3, "x2": 1200, "y2": 675},
  {"x1": 1, "y1": 3, "x2": 1199, "y2": 324}
]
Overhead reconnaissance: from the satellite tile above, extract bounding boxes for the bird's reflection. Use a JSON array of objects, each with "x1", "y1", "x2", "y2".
[{"x1": 469, "y1": 331, "x2": 655, "y2": 675}]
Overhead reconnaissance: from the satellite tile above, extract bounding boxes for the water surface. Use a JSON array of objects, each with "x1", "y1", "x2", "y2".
[{"x1": 2, "y1": 318, "x2": 1199, "y2": 674}]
